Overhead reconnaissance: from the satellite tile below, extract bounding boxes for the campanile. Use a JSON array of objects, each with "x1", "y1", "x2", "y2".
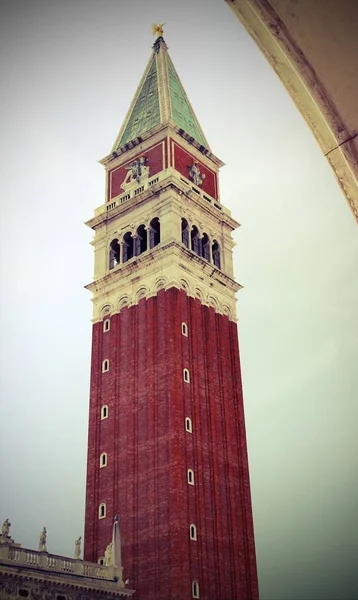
[{"x1": 84, "y1": 31, "x2": 259, "y2": 600}]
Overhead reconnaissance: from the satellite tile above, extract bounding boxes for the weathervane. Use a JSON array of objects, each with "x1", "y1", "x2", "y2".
[{"x1": 152, "y1": 23, "x2": 165, "y2": 38}]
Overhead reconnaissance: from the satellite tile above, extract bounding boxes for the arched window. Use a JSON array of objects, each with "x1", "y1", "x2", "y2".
[
  {"x1": 149, "y1": 217, "x2": 160, "y2": 248},
  {"x1": 191, "y1": 226, "x2": 201, "y2": 255},
  {"x1": 183, "y1": 368, "x2": 190, "y2": 383},
  {"x1": 98, "y1": 557, "x2": 105, "y2": 566},
  {"x1": 98, "y1": 503, "x2": 106, "y2": 519},
  {"x1": 201, "y1": 233, "x2": 210, "y2": 262},
  {"x1": 123, "y1": 232, "x2": 134, "y2": 262},
  {"x1": 212, "y1": 240, "x2": 221, "y2": 269},
  {"x1": 101, "y1": 405, "x2": 108, "y2": 420},
  {"x1": 135, "y1": 224, "x2": 147, "y2": 256},
  {"x1": 109, "y1": 239, "x2": 120, "y2": 270},
  {"x1": 181, "y1": 218, "x2": 189, "y2": 248},
  {"x1": 181, "y1": 322, "x2": 188, "y2": 336},
  {"x1": 187, "y1": 469, "x2": 194, "y2": 485},
  {"x1": 190, "y1": 524, "x2": 197, "y2": 540},
  {"x1": 100, "y1": 452, "x2": 107, "y2": 468},
  {"x1": 103, "y1": 319, "x2": 110, "y2": 333},
  {"x1": 192, "y1": 580, "x2": 200, "y2": 598},
  {"x1": 185, "y1": 417, "x2": 192, "y2": 433},
  {"x1": 102, "y1": 359, "x2": 109, "y2": 373}
]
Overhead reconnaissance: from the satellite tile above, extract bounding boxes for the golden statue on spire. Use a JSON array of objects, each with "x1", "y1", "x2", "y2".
[{"x1": 152, "y1": 23, "x2": 165, "y2": 38}]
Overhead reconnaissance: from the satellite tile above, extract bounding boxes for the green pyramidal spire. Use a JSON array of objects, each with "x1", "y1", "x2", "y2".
[{"x1": 112, "y1": 37, "x2": 210, "y2": 151}]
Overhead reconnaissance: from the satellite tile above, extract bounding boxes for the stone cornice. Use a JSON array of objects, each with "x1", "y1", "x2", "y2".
[
  {"x1": 86, "y1": 240, "x2": 239, "y2": 295},
  {"x1": 0, "y1": 566, "x2": 134, "y2": 598},
  {"x1": 0, "y1": 543, "x2": 133, "y2": 596},
  {"x1": 99, "y1": 124, "x2": 224, "y2": 172},
  {"x1": 85, "y1": 240, "x2": 241, "y2": 322},
  {"x1": 85, "y1": 169, "x2": 239, "y2": 232}
]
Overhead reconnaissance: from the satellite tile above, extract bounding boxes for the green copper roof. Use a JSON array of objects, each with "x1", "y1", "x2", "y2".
[
  {"x1": 167, "y1": 58, "x2": 207, "y2": 147},
  {"x1": 119, "y1": 58, "x2": 160, "y2": 146},
  {"x1": 114, "y1": 38, "x2": 209, "y2": 151}
]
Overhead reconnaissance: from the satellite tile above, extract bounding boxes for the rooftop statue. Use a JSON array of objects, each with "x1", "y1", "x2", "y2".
[
  {"x1": 74, "y1": 536, "x2": 82, "y2": 559},
  {"x1": 104, "y1": 541, "x2": 113, "y2": 566},
  {"x1": 38, "y1": 527, "x2": 47, "y2": 552},
  {"x1": 1, "y1": 518, "x2": 11, "y2": 539}
]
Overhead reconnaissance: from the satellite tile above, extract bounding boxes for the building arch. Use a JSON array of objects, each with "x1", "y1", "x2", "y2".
[
  {"x1": 190, "y1": 524, "x2": 197, "y2": 540},
  {"x1": 190, "y1": 225, "x2": 201, "y2": 255},
  {"x1": 100, "y1": 304, "x2": 112, "y2": 318},
  {"x1": 212, "y1": 240, "x2": 221, "y2": 269},
  {"x1": 100, "y1": 452, "x2": 107, "y2": 468},
  {"x1": 187, "y1": 469, "x2": 195, "y2": 485},
  {"x1": 192, "y1": 580, "x2": 199, "y2": 598},
  {"x1": 154, "y1": 277, "x2": 168, "y2": 292},
  {"x1": 194, "y1": 287, "x2": 204, "y2": 301},
  {"x1": 181, "y1": 218, "x2": 190, "y2": 248},
  {"x1": 136, "y1": 286, "x2": 149, "y2": 302},
  {"x1": 109, "y1": 238, "x2": 120, "y2": 270},
  {"x1": 208, "y1": 295, "x2": 219, "y2": 310},
  {"x1": 118, "y1": 295, "x2": 131, "y2": 311},
  {"x1": 122, "y1": 231, "x2": 134, "y2": 262},
  {"x1": 185, "y1": 417, "x2": 192, "y2": 432},
  {"x1": 149, "y1": 217, "x2": 160, "y2": 248},
  {"x1": 222, "y1": 304, "x2": 233, "y2": 320},
  {"x1": 101, "y1": 405, "x2": 108, "y2": 420},
  {"x1": 135, "y1": 224, "x2": 148, "y2": 256},
  {"x1": 98, "y1": 503, "x2": 106, "y2": 519},
  {"x1": 179, "y1": 278, "x2": 191, "y2": 294},
  {"x1": 201, "y1": 232, "x2": 210, "y2": 261},
  {"x1": 226, "y1": 0, "x2": 358, "y2": 222}
]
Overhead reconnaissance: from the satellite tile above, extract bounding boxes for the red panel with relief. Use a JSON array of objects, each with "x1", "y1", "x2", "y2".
[
  {"x1": 170, "y1": 139, "x2": 218, "y2": 200},
  {"x1": 108, "y1": 140, "x2": 166, "y2": 201}
]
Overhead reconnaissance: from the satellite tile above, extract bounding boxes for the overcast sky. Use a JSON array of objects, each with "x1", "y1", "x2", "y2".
[{"x1": 0, "y1": 1, "x2": 357, "y2": 599}]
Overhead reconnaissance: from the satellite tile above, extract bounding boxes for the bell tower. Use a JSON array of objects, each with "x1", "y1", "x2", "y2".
[{"x1": 84, "y1": 33, "x2": 259, "y2": 600}]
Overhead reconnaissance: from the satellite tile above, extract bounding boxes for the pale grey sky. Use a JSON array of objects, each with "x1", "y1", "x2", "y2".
[{"x1": 0, "y1": 1, "x2": 357, "y2": 599}]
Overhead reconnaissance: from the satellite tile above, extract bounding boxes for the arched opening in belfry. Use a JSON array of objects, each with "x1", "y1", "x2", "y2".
[
  {"x1": 149, "y1": 217, "x2": 160, "y2": 248},
  {"x1": 135, "y1": 224, "x2": 148, "y2": 256},
  {"x1": 123, "y1": 232, "x2": 134, "y2": 262},
  {"x1": 212, "y1": 240, "x2": 221, "y2": 269},
  {"x1": 109, "y1": 238, "x2": 120, "y2": 270},
  {"x1": 201, "y1": 233, "x2": 210, "y2": 262},
  {"x1": 191, "y1": 225, "x2": 201, "y2": 256},
  {"x1": 181, "y1": 218, "x2": 189, "y2": 248}
]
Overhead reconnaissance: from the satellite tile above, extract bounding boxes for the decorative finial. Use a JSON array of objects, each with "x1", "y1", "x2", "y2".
[{"x1": 152, "y1": 23, "x2": 165, "y2": 38}]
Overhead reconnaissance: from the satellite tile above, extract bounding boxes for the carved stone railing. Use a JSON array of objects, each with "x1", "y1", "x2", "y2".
[
  {"x1": 94, "y1": 170, "x2": 167, "y2": 216},
  {"x1": 93, "y1": 167, "x2": 225, "y2": 217},
  {"x1": 0, "y1": 543, "x2": 118, "y2": 581}
]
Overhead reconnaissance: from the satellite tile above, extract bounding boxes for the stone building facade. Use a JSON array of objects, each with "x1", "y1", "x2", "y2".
[{"x1": 0, "y1": 521, "x2": 134, "y2": 600}]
